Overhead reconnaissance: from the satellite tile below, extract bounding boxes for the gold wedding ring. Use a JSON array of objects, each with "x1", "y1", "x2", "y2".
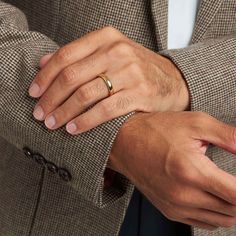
[{"x1": 98, "y1": 74, "x2": 115, "y2": 97}]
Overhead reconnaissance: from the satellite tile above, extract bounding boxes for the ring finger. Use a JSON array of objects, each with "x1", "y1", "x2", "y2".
[
  {"x1": 33, "y1": 51, "x2": 110, "y2": 121},
  {"x1": 44, "y1": 69, "x2": 133, "y2": 130}
]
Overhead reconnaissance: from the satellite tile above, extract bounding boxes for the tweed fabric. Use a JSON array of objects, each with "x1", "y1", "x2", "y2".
[
  {"x1": 192, "y1": 145, "x2": 236, "y2": 236},
  {"x1": 0, "y1": 0, "x2": 236, "y2": 235},
  {"x1": 160, "y1": 34, "x2": 236, "y2": 123},
  {"x1": 0, "y1": 1, "x2": 134, "y2": 236},
  {"x1": 0, "y1": 0, "x2": 136, "y2": 205},
  {"x1": 0, "y1": 138, "x2": 44, "y2": 236}
]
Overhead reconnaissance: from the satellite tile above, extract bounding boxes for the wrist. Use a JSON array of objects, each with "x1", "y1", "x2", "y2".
[
  {"x1": 158, "y1": 55, "x2": 190, "y2": 111},
  {"x1": 109, "y1": 113, "x2": 143, "y2": 177},
  {"x1": 168, "y1": 59, "x2": 190, "y2": 111},
  {"x1": 177, "y1": 70, "x2": 190, "y2": 111}
]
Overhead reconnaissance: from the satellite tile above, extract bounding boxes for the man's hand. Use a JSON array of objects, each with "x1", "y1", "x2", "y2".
[
  {"x1": 109, "y1": 111, "x2": 236, "y2": 230},
  {"x1": 28, "y1": 26, "x2": 189, "y2": 134}
]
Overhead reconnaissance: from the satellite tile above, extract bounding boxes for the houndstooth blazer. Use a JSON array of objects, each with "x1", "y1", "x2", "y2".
[{"x1": 0, "y1": 0, "x2": 236, "y2": 235}]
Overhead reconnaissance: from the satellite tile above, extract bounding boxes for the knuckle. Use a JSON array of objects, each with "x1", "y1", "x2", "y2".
[
  {"x1": 60, "y1": 67, "x2": 76, "y2": 86},
  {"x1": 128, "y1": 61, "x2": 143, "y2": 75},
  {"x1": 102, "y1": 26, "x2": 120, "y2": 37},
  {"x1": 108, "y1": 42, "x2": 134, "y2": 58},
  {"x1": 168, "y1": 159, "x2": 200, "y2": 186},
  {"x1": 89, "y1": 82, "x2": 105, "y2": 98},
  {"x1": 76, "y1": 86, "x2": 92, "y2": 103},
  {"x1": 127, "y1": 62, "x2": 147, "y2": 84},
  {"x1": 166, "y1": 154, "x2": 191, "y2": 181},
  {"x1": 56, "y1": 47, "x2": 72, "y2": 64}
]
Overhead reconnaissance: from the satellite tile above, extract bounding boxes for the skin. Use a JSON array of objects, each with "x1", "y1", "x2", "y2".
[
  {"x1": 28, "y1": 26, "x2": 236, "y2": 229},
  {"x1": 110, "y1": 112, "x2": 236, "y2": 230},
  {"x1": 28, "y1": 26, "x2": 189, "y2": 134}
]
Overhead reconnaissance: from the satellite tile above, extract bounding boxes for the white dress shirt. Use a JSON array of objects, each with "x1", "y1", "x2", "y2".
[{"x1": 168, "y1": 0, "x2": 201, "y2": 49}]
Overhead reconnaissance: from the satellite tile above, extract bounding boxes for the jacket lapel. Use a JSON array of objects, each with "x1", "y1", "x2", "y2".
[
  {"x1": 191, "y1": 0, "x2": 224, "y2": 43},
  {"x1": 150, "y1": 0, "x2": 168, "y2": 51}
]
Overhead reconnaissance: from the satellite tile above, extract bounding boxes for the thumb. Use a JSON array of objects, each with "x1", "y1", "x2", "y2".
[
  {"x1": 39, "y1": 53, "x2": 54, "y2": 68},
  {"x1": 200, "y1": 114, "x2": 236, "y2": 154}
]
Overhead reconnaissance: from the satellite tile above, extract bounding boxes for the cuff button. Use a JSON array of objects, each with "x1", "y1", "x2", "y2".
[
  {"x1": 23, "y1": 147, "x2": 33, "y2": 159},
  {"x1": 58, "y1": 168, "x2": 72, "y2": 182},
  {"x1": 33, "y1": 153, "x2": 46, "y2": 166},
  {"x1": 46, "y1": 162, "x2": 58, "y2": 174}
]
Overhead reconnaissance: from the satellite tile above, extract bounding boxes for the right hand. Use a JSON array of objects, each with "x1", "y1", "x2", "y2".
[
  {"x1": 29, "y1": 26, "x2": 189, "y2": 134},
  {"x1": 109, "y1": 112, "x2": 236, "y2": 230}
]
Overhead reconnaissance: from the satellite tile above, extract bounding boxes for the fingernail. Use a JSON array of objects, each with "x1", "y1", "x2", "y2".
[
  {"x1": 29, "y1": 83, "x2": 40, "y2": 97},
  {"x1": 33, "y1": 105, "x2": 44, "y2": 120},
  {"x1": 45, "y1": 115, "x2": 56, "y2": 129},
  {"x1": 66, "y1": 123, "x2": 77, "y2": 134}
]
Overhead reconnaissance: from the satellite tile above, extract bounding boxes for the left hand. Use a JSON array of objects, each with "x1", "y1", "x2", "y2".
[
  {"x1": 28, "y1": 26, "x2": 189, "y2": 134},
  {"x1": 109, "y1": 111, "x2": 236, "y2": 230}
]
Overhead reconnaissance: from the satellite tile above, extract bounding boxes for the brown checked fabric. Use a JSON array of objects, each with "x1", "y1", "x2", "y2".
[{"x1": 0, "y1": 0, "x2": 236, "y2": 235}]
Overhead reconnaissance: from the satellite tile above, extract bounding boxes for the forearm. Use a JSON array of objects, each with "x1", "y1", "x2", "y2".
[{"x1": 0, "y1": 1, "x2": 133, "y2": 207}]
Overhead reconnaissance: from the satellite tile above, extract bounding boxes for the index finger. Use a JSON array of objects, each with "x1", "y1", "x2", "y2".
[
  {"x1": 195, "y1": 113, "x2": 236, "y2": 154},
  {"x1": 204, "y1": 162, "x2": 236, "y2": 205},
  {"x1": 28, "y1": 26, "x2": 121, "y2": 98}
]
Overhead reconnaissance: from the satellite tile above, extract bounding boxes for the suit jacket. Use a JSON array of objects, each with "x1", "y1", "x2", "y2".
[{"x1": 0, "y1": 0, "x2": 236, "y2": 235}]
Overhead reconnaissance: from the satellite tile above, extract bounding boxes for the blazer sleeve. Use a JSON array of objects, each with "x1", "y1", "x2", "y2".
[
  {"x1": 160, "y1": 34, "x2": 236, "y2": 123},
  {"x1": 0, "y1": 2, "x2": 133, "y2": 208}
]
